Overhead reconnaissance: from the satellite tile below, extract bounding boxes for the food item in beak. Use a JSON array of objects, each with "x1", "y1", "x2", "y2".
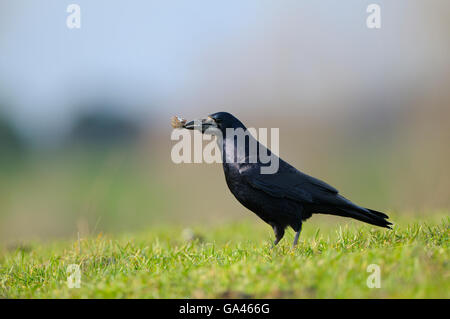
[{"x1": 171, "y1": 116, "x2": 187, "y2": 128}]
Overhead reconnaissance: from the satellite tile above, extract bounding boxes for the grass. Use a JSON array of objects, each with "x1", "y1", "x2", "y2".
[{"x1": 1, "y1": 216, "x2": 448, "y2": 298}]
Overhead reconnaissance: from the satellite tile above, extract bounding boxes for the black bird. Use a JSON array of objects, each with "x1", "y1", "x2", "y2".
[{"x1": 182, "y1": 112, "x2": 392, "y2": 248}]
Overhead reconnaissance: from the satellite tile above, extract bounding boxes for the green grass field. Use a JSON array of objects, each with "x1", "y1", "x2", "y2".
[
  {"x1": 0, "y1": 149, "x2": 449, "y2": 298},
  {"x1": 1, "y1": 216, "x2": 448, "y2": 298}
]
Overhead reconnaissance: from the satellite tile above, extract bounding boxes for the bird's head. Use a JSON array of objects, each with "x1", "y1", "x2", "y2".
[{"x1": 184, "y1": 112, "x2": 245, "y2": 135}]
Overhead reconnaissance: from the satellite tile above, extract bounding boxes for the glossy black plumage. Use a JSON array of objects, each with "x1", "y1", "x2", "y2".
[{"x1": 186, "y1": 112, "x2": 392, "y2": 247}]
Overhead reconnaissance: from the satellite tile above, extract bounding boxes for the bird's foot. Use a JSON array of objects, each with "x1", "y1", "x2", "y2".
[{"x1": 292, "y1": 228, "x2": 302, "y2": 249}]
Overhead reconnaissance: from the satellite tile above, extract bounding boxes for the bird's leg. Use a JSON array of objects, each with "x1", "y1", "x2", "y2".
[
  {"x1": 271, "y1": 225, "x2": 285, "y2": 248},
  {"x1": 292, "y1": 223, "x2": 302, "y2": 248}
]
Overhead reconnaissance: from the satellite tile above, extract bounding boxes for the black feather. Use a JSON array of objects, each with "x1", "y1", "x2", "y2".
[{"x1": 193, "y1": 112, "x2": 393, "y2": 245}]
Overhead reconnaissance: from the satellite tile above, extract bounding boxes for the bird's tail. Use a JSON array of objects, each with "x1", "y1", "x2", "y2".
[
  {"x1": 317, "y1": 205, "x2": 392, "y2": 229},
  {"x1": 339, "y1": 207, "x2": 392, "y2": 229}
]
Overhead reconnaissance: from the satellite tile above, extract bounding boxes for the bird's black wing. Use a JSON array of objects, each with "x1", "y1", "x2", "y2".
[
  {"x1": 239, "y1": 161, "x2": 392, "y2": 228},
  {"x1": 238, "y1": 152, "x2": 392, "y2": 228},
  {"x1": 239, "y1": 161, "x2": 338, "y2": 204}
]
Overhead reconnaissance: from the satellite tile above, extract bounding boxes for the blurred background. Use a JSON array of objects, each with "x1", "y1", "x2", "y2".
[{"x1": 1, "y1": 0, "x2": 449, "y2": 242}]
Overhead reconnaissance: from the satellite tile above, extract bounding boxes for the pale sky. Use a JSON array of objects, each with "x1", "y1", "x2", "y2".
[{"x1": 0, "y1": 1, "x2": 449, "y2": 143}]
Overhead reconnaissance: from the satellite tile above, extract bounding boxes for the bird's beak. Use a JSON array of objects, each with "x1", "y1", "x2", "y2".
[{"x1": 184, "y1": 116, "x2": 217, "y2": 132}]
